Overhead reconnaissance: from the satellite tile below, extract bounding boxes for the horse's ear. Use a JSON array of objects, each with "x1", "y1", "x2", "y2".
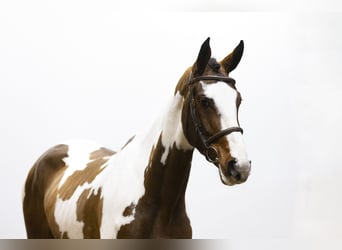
[
  {"x1": 192, "y1": 37, "x2": 211, "y2": 76},
  {"x1": 221, "y1": 40, "x2": 244, "y2": 73}
]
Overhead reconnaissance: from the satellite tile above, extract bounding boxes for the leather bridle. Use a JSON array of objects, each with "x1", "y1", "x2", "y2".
[{"x1": 188, "y1": 74, "x2": 244, "y2": 163}]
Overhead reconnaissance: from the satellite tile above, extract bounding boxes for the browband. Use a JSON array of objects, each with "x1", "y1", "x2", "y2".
[{"x1": 189, "y1": 75, "x2": 236, "y2": 88}]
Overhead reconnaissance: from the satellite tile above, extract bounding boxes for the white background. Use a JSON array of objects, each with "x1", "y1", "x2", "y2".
[{"x1": 1, "y1": 1, "x2": 342, "y2": 240}]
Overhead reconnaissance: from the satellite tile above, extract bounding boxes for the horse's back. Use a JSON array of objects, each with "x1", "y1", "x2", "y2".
[{"x1": 23, "y1": 141, "x2": 115, "y2": 238}]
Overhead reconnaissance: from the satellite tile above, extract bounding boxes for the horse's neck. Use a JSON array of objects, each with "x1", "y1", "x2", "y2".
[{"x1": 132, "y1": 91, "x2": 194, "y2": 217}]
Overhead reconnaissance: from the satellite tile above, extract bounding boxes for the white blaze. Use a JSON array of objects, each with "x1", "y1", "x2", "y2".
[{"x1": 201, "y1": 81, "x2": 249, "y2": 165}]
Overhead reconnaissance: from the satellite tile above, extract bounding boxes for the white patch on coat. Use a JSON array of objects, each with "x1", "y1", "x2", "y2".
[
  {"x1": 54, "y1": 186, "x2": 85, "y2": 238},
  {"x1": 160, "y1": 92, "x2": 193, "y2": 164},
  {"x1": 52, "y1": 140, "x2": 106, "y2": 238},
  {"x1": 59, "y1": 140, "x2": 103, "y2": 188}
]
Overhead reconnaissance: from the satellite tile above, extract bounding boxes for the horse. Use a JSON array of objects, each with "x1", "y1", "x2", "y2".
[{"x1": 22, "y1": 38, "x2": 251, "y2": 239}]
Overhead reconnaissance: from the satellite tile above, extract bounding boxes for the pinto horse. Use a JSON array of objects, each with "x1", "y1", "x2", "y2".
[{"x1": 23, "y1": 38, "x2": 251, "y2": 239}]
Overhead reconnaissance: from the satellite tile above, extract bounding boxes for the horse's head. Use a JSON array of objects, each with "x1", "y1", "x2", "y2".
[{"x1": 177, "y1": 38, "x2": 251, "y2": 186}]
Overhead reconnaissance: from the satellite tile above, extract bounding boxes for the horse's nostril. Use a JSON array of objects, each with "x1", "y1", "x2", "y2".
[
  {"x1": 227, "y1": 159, "x2": 241, "y2": 180},
  {"x1": 227, "y1": 159, "x2": 236, "y2": 171}
]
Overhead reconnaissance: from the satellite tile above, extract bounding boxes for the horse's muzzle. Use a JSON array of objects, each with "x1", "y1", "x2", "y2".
[{"x1": 220, "y1": 158, "x2": 251, "y2": 185}]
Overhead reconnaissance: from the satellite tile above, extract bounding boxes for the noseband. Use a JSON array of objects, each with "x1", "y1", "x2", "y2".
[{"x1": 188, "y1": 75, "x2": 244, "y2": 163}]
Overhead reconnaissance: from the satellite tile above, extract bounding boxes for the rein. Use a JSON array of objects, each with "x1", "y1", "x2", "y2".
[{"x1": 188, "y1": 74, "x2": 243, "y2": 163}]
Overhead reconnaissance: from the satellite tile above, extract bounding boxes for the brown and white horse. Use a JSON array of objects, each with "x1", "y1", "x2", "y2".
[{"x1": 23, "y1": 38, "x2": 251, "y2": 239}]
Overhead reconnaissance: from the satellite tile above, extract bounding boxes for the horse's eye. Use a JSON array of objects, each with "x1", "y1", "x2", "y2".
[{"x1": 199, "y1": 97, "x2": 212, "y2": 108}]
